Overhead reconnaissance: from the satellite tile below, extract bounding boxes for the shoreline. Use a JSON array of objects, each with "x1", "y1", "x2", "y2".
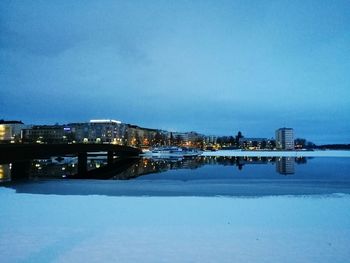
[
  {"x1": 201, "y1": 150, "x2": 350, "y2": 157},
  {"x1": 5, "y1": 179, "x2": 350, "y2": 197}
]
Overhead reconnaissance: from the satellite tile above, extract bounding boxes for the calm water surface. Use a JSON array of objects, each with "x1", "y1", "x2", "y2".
[{"x1": 1, "y1": 156, "x2": 350, "y2": 196}]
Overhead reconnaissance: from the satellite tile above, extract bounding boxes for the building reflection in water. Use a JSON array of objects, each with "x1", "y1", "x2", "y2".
[
  {"x1": 114, "y1": 156, "x2": 303, "y2": 179},
  {"x1": 276, "y1": 157, "x2": 295, "y2": 175},
  {"x1": 106, "y1": 156, "x2": 306, "y2": 182},
  {"x1": 0, "y1": 164, "x2": 11, "y2": 182},
  {"x1": 0, "y1": 156, "x2": 308, "y2": 182}
]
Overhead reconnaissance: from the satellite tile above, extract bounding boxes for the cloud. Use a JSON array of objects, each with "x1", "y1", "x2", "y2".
[{"x1": 0, "y1": 0, "x2": 350, "y2": 143}]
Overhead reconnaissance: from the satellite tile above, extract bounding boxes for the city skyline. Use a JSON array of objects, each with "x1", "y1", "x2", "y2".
[
  {"x1": 0, "y1": 118, "x2": 316, "y2": 152},
  {"x1": 1, "y1": 1, "x2": 350, "y2": 144}
]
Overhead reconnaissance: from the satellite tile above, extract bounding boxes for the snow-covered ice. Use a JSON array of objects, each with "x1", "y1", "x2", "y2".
[
  {"x1": 1, "y1": 187, "x2": 350, "y2": 263},
  {"x1": 202, "y1": 150, "x2": 350, "y2": 157}
]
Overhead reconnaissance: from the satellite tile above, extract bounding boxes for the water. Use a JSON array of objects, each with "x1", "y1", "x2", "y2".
[
  {"x1": 2, "y1": 157, "x2": 350, "y2": 196},
  {"x1": 1, "y1": 156, "x2": 350, "y2": 262}
]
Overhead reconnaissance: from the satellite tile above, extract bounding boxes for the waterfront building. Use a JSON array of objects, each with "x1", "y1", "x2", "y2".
[
  {"x1": 22, "y1": 120, "x2": 126, "y2": 144},
  {"x1": 171, "y1": 131, "x2": 204, "y2": 147},
  {"x1": 20, "y1": 119, "x2": 170, "y2": 147},
  {"x1": 275, "y1": 128, "x2": 294, "y2": 150},
  {"x1": 238, "y1": 137, "x2": 274, "y2": 150},
  {"x1": 204, "y1": 135, "x2": 217, "y2": 145},
  {"x1": 12, "y1": 118, "x2": 243, "y2": 150},
  {"x1": 0, "y1": 120, "x2": 27, "y2": 143},
  {"x1": 22, "y1": 125, "x2": 71, "y2": 144},
  {"x1": 125, "y1": 125, "x2": 160, "y2": 147},
  {"x1": 68, "y1": 120, "x2": 125, "y2": 144}
]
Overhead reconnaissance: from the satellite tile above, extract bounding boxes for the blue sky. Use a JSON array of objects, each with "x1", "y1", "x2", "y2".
[{"x1": 1, "y1": 0, "x2": 349, "y2": 143}]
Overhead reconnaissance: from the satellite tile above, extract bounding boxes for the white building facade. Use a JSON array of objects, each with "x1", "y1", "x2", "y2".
[
  {"x1": 0, "y1": 120, "x2": 27, "y2": 143},
  {"x1": 275, "y1": 128, "x2": 294, "y2": 150}
]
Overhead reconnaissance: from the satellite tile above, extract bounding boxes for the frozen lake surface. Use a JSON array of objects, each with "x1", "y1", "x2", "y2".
[
  {"x1": 1, "y1": 156, "x2": 350, "y2": 262},
  {"x1": 202, "y1": 150, "x2": 350, "y2": 157},
  {"x1": 1, "y1": 189, "x2": 350, "y2": 263}
]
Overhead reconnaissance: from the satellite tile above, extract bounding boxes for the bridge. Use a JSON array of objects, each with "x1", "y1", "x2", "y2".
[{"x1": 0, "y1": 143, "x2": 142, "y2": 178}]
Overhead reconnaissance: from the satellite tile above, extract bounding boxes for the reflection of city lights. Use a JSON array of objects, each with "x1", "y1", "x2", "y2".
[{"x1": 0, "y1": 125, "x2": 10, "y2": 140}]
